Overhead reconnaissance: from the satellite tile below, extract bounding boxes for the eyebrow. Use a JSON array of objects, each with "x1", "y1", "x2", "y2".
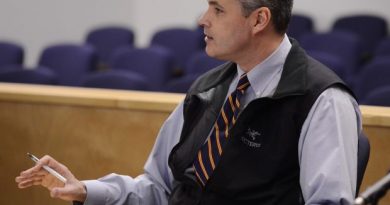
[{"x1": 208, "y1": 0, "x2": 224, "y2": 8}]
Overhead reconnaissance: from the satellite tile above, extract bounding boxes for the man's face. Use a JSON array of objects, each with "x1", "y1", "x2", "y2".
[{"x1": 198, "y1": 0, "x2": 254, "y2": 62}]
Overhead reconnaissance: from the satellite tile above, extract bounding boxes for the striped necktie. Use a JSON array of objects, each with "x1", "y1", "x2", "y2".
[{"x1": 193, "y1": 73, "x2": 251, "y2": 186}]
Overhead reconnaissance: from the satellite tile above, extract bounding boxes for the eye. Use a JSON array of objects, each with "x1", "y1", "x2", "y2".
[{"x1": 214, "y1": 7, "x2": 223, "y2": 14}]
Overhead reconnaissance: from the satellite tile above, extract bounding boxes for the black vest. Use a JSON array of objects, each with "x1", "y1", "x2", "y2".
[{"x1": 168, "y1": 39, "x2": 353, "y2": 205}]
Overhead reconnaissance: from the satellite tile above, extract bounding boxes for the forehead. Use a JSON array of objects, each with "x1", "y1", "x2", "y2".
[{"x1": 208, "y1": 0, "x2": 242, "y2": 8}]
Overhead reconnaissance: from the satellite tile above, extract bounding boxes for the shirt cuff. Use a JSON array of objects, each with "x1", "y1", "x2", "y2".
[
  {"x1": 72, "y1": 201, "x2": 84, "y2": 205},
  {"x1": 82, "y1": 180, "x2": 108, "y2": 205}
]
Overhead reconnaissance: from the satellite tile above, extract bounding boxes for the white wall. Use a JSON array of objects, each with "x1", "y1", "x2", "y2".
[
  {"x1": 294, "y1": 0, "x2": 390, "y2": 32},
  {"x1": 1, "y1": 0, "x2": 389, "y2": 66},
  {"x1": 0, "y1": 0, "x2": 135, "y2": 66},
  {"x1": 132, "y1": 0, "x2": 206, "y2": 47}
]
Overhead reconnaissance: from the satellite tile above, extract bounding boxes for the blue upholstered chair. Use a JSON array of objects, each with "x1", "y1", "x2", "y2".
[
  {"x1": 361, "y1": 86, "x2": 390, "y2": 106},
  {"x1": 195, "y1": 26, "x2": 206, "y2": 50},
  {"x1": 109, "y1": 46, "x2": 175, "y2": 91},
  {"x1": 308, "y1": 50, "x2": 349, "y2": 82},
  {"x1": 184, "y1": 51, "x2": 225, "y2": 76},
  {"x1": 373, "y1": 38, "x2": 390, "y2": 59},
  {"x1": 287, "y1": 14, "x2": 314, "y2": 42},
  {"x1": 356, "y1": 132, "x2": 370, "y2": 196},
  {"x1": 38, "y1": 44, "x2": 97, "y2": 86},
  {"x1": 0, "y1": 41, "x2": 24, "y2": 69},
  {"x1": 86, "y1": 26, "x2": 134, "y2": 69},
  {"x1": 150, "y1": 28, "x2": 204, "y2": 73},
  {"x1": 165, "y1": 51, "x2": 225, "y2": 93},
  {"x1": 300, "y1": 31, "x2": 362, "y2": 75},
  {"x1": 352, "y1": 57, "x2": 390, "y2": 101},
  {"x1": 81, "y1": 70, "x2": 150, "y2": 91},
  {"x1": 0, "y1": 66, "x2": 58, "y2": 85},
  {"x1": 332, "y1": 15, "x2": 388, "y2": 58},
  {"x1": 164, "y1": 75, "x2": 196, "y2": 93}
]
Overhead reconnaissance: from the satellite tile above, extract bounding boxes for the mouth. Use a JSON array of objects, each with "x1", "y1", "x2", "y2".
[{"x1": 204, "y1": 34, "x2": 214, "y2": 41}]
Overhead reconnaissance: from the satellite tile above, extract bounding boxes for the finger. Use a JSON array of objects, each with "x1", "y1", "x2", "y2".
[
  {"x1": 18, "y1": 179, "x2": 34, "y2": 188},
  {"x1": 38, "y1": 155, "x2": 58, "y2": 167},
  {"x1": 23, "y1": 155, "x2": 58, "y2": 174},
  {"x1": 20, "y1": 165, "x2": 44, "y2": 177},
  {"x1": 37, "y1": 155, "x2": 74, "y2": 180},
  {"x1": 15, "y1": 175, "x2": 26, "y2": 183},
  {"x1": 16, "y1": 171, "x2": 49, "y2": 188},
  {"x1": 20, "y1": 169, "x2": 48, "y2": 179},
  {"x1": 42, "y1": 174, "x2": 65, "y2": 189},
  {"x1": 18, "y1": 178, "x2": 43, "y2": 188},
  {"x1": 16, "y1": 173, "x2": 46, "y2": 183}
]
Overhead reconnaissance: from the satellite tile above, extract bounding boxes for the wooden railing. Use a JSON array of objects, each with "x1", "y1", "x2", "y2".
[{"x1": 0, "y1": 83, "x2": 388, "y2": 205}]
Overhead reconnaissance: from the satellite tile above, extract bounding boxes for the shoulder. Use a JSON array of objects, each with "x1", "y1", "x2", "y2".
[{"x1": 316, "y1": 87, "x2": 359, "y2": 115}]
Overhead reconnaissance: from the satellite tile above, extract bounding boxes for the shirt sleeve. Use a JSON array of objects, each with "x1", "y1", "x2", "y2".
[
  {"x1": 82, "y1": 101, "x2": 184, "y2": 205},
  {"x1": 299, "y1": 87, "x2": 361, "y2": 205}
]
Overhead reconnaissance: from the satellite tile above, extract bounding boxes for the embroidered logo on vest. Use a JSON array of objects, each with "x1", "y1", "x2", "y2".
[{"x1": 241, "y1": 128, "x2": 262, "y2": 148}]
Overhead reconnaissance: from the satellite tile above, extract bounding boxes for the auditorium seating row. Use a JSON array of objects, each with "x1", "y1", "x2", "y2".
[
  {"x1": 0, "y1": 14, "x2": 389, "y2": 106},
  {"x1": 287, "y1": 14, "x2": 390, "y2": 106}
]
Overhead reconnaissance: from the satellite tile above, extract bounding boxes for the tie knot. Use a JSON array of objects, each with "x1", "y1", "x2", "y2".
[{"x1": 236, "y1": 73, "x2": 250, "y2": 92}]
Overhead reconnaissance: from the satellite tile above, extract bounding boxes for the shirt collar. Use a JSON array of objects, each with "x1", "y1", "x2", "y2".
[{"x1": 237, "y1": 35, "x2": 292, "y2": 98}]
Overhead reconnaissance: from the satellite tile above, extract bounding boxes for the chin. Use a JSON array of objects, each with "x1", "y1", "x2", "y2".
[
  {"x1": 205, "y1": 50, "x2": 214, "y2": 58},
  {"x1": 205, "y1": 47, "x2": 222, "y2": 60}
]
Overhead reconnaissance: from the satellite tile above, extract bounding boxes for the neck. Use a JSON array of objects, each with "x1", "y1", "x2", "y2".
[{"x1": 236, "y1": 33, "x2": 285, "y2": 72}]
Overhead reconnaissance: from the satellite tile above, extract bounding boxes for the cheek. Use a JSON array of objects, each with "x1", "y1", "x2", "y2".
[
  {"x1": 225, "y1": 28, "x2": 251, "y2": 47},
  {"x1": 209, "y1": 20, "x2": 251, "y2": 50}
]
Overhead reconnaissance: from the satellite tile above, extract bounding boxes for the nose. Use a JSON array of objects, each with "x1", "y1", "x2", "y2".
[{"x1": 197, "y1": 11, "x2": 210, "y2": 28}]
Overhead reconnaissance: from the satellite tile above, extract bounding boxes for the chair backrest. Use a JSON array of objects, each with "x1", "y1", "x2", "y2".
[
  {"x1": 0, "y1": 41, "x2": 24, "y2": 69},
  {"x1": 109, "y1": 46, "x2": 175, "y2": 91},
  {"x1": 0, "y1": 66, "x2": 58, "y2": 85},
  {"x1": 81, "y1": 70, "x2": 150, "y2": 91},
  {"x1": 150, "y1": 28, "x2": 204, "y2": 70},
  {"x1": 353, "y1": 57, "x2": 390, "y2": 101},
  {"x1": 333, "y1": 15, "x2": 388, "y2": 56},
  {"x1": 165, "y1": 52, "x2": 224, "y2": 93},
  {"x1": 38, "y1": 44, "x2": 97, "y2": 86},
  {"x1": 86, "y1": 26, "x2": 134, "y2": 67},
  {"x1": 287, "y1": 14, "x2": 314, "y2": 41},
  {"x1": 356, "y1": 132, "x2": 370, "y2": 196},
  {"x1": 361, "y1": 86, "x2": 390, "y2": 106},
  {"x1": 185, "y1": 51, "x2": 225, "y2": 76},
  {"x1": 195, "y1": 26, "x2": 206, "y2": 49},
  {"x1": 307, "y1": 50, "x2": 348, "y2": 81},
  {"x1": 300, "y1": 31, "x2": 361, "y2": 75},
  {"x1": 165, "y1": 75, "x2": 197, "y2": 93},
  {"x1": 374, "y1": 38, "x2": 390, "y2": 58}
]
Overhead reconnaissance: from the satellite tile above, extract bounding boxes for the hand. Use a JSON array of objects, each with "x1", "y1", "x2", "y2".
[{"x1": 15, "y1": 155, "x2": 87, "y2": 202}]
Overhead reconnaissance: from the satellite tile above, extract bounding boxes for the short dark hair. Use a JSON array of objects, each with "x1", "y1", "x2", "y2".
[{"x1": 238, "y1": 0, "x2": 293, "y2": 34}]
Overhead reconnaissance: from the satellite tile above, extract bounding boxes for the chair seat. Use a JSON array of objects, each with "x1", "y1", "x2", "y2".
[
  {"x1": 361, "y1": 86, "x2": 390, "y2": 106},
  {"x1": 81, "y1": 70, "x2": 150, "y2": 91},
  {"x1": 0, "y1": 66, "x2": 58, "y2": 85}
]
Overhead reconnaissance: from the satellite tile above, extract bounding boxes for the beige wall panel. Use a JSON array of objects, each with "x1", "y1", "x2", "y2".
[
  {"x1": 0, "y1": 100, "x2": 170, "y2": 205},
  {"x1": 360, "y1": 126, "x2": 390, "y2": 204}
]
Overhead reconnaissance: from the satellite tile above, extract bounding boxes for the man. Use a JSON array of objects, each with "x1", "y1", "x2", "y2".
[{"x1": 16, "y1": 0, "x2": 361, "y2": 204}]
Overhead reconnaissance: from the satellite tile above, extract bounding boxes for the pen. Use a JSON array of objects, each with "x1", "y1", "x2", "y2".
[{"x1": 27, "y1": 153, "x2": 67, "y2": 183}]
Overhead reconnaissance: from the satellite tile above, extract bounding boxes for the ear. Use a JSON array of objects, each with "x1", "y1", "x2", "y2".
[{"x1": 251, "y1": 7, "x2": 271, "y2": 34}]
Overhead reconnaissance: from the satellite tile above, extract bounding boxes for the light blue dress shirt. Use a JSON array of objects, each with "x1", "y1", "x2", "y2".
[{"x1": 83, "y1": 36, "x2": 361, "y2": 205}]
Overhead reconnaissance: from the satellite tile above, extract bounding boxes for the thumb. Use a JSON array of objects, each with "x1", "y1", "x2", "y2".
[
  {"x1": 50, "y1": 182, "x2": 87, "y2": 202},
  {"x1": 50, "y1": 186, "x2": 74, "y2": 201}
]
